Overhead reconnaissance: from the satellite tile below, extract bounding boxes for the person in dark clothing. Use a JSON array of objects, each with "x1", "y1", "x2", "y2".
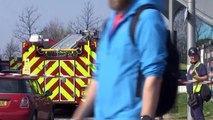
[{"x1": 187, "y1": 47, "x2": 208, "y2": 120}]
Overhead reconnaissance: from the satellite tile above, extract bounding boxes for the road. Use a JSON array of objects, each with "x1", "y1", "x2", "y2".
[{"x1": 54, "y1": 107, "x2": 93, "y2": 120}]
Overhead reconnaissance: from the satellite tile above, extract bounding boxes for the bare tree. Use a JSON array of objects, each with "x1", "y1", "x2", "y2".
[
  {"x1": 41, "y1": 19, "x2": 71, "y2": 41},
  {"x1": 14, "y1": 6, "x2": 41, "y2": 42},
  {"x1": 69, "y1": 1, "x2": 102, "y2": 32},
  {"x1": 3, "y1": 39, "x2": 21, "y2": 60}
]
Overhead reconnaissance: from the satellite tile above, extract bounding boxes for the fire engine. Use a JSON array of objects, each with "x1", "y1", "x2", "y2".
[
  {"x1": 22, "y1": 30, "x2": 97, "y2": 106},
  {"x1": 9, "y1": 57, "x2": 22, "y2": 71}
]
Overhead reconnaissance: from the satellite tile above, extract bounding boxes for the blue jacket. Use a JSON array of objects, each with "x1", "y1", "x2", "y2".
[{"x1": 94, "y1": 0, "x2": 167, "y2": 119}]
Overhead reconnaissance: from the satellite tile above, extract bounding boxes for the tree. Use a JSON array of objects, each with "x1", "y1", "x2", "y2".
[
  {"x1": 14, "y1": 6, "x2": 41, "y2": 42},
  {"x1": 174, "y1": 8, "x2": 213, "y2": 64},
  {"x1": 174, "y1": 8, "x2": 187, "y2": 64},
  {"x1": 41, "y1": 19, "x2": 71, "y2": 41},
  {"x1": 69, "y1": 1, "x2": 102, "y2": 33},
  {"x1": 3, "y1": 39, "x2": 21, "y2": 60}
]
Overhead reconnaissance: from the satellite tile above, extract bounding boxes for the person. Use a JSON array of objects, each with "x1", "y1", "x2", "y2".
[
  {"x1": 187, "y1": 47, "x2": 208, "y2": 120},
  {"x1": 72, "y1": 0, "x2": 167, "y2": 119}
]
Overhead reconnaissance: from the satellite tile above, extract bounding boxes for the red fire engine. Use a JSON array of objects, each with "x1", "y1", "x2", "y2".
[{"x1": 22, "y1": 30, "x2": 97, "y2": 106}]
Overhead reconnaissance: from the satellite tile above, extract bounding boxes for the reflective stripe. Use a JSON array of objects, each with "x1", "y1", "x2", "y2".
[
  {"x1": 31, "y1": 57, "x2": 43, "y2": 75},
  {"x1": 61, "y1": 87, "x2": 74, "y2": 100},
  {"x1": 76, "y1": 60, "x2": 89, "y2": 76},
  {"x1": 60, "y1": 60, "x2": 74, "y2": 76},
  {"x1": 22, "y1": 41, "x2": 97, "y2": 103},
  {"x1": 192, "y1": 62, "x2": 202, "y2": 93}
]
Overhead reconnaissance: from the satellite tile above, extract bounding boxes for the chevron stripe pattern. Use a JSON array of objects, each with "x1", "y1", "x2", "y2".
[
  {"x1": 22, "y1": 41, "x2": 96, "y2": 104},
  {"x1": 9, "y1": 57, "x2": 22, "y2": 70}
]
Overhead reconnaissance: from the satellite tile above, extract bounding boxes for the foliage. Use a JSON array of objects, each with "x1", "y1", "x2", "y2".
[
  {"x1": 41, "y1": 19, "x2": 71, "y2": 41},
  {"x1": 174, "y1": 8, "x2": 213, "y2": 64},
  {"x1": 3, "y1": 39, "x2": 21, "y2": 60},
  {"x1": 69, "y1": 1, "x2": 102, "y2": 33},
  {"x1": 169, "y1": 93, "x2": 213, "y2": 119},
  {"x1": 14, "y1": 6, "x2": 41, "y2": 42}
]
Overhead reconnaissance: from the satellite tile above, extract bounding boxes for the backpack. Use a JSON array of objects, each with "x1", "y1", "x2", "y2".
[
  {"x1": 200, "y1": 84, "x2": 212, "y2": 102},
  {"x1": 131, "y1": 5, "x2": 179, "y2": 117}
]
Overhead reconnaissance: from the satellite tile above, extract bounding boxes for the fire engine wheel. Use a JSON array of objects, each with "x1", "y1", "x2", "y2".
[{"x1": 48, "y1": 109, "x2": 54, "y2": 120}]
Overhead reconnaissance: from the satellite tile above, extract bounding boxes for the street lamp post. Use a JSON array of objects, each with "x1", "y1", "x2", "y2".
[{"x1": 187, "y1": 0, "x2": 196, "y2": 120}]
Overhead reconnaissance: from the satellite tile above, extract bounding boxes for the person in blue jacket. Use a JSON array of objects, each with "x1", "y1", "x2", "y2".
[{"x1": 72, "y1": 0, "x2": 167, "y2": 120}]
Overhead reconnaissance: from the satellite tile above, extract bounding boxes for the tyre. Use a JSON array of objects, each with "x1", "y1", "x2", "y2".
[{"x1": 48, "y1": 110, "x2": 54, "y2": 120}]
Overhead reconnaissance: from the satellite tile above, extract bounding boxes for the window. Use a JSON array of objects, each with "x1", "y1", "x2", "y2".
[{"x1": 0, "y1": 79, "x2": 22, "y2": 93}]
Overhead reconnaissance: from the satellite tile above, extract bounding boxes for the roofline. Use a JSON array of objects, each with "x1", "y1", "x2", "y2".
[{"x1": 177, "y1": 0, "x2": 213, "y2": 26}]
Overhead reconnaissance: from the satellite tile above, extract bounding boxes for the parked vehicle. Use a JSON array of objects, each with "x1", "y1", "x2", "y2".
[
  {"x1": 0, "y1": 73, "x2": 54, "y2": 120},
  {"x1": 22, "y1": 31, "x2": 97, "y2": 106}
]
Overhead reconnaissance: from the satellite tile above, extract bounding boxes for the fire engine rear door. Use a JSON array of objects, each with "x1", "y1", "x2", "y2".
[
  {"x1": 43, "y1": 60, "x2": 60, "y2": 102},
  {"x1": 59, "y1": 60, "x2": 75, "y2": 102}
]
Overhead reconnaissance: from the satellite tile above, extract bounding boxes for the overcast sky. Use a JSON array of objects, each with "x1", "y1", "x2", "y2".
[{"x1": 0, "y1": 0, "x2": 111, "y2": 51}]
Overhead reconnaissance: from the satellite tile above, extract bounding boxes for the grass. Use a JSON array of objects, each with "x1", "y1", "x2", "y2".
[{"x1": 168, "y1": 93, "x2": 213, "y2": 119}]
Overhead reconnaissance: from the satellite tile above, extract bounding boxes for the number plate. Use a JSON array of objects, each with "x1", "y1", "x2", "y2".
[{"x1": 0, "y1": 101, "x2": 7, "y2": 106}]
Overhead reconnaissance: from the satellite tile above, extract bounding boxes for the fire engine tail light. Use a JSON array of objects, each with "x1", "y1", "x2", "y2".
[{"x1": 20, "y1": 96, "x2": 30, "y2": 108}]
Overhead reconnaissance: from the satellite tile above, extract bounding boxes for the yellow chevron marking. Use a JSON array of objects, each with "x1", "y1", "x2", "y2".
[
  {"x1": 75, "y1": 60, "x2": 88, "y2": 76},
  {"x1": 84, "y1": 43, "x2": 96, "y2": 60},
  {"x1": 60, "y1": 61, "x2": 74, "y2": 76},
  {"x1": 50, "y1": 87, "x2": 59, "y2": 100},
  {"x1": 23, "y1": 45, "x2": 35, "y2": 60},
  {"x1": 30, "y1": 57, "x2": 41, "y2": 74},
  {"x1": 84, "y1": 44, "x2": 96, "y2": 75},
  {"x1": 63, "y1": 79, "x2": 76, "y2": 98},
  {"x1": 91, "y1": 50, "x2": 96, "y2": 60},
  {"x1": 46, "y1": 78, "x2": 58, "y2": 90},
  {"x1": 31, "y1": 58, "x2": 44, "y2": 75},
  {"x1": 38, "y1": 77, "x2": 44, "y2": 85},
  {"x1": 45, "y1": 78, "x2": 58, "y2": 100},
  {"x1": 80, "y1": 56, "x2": 92, "y2": 76},
  {"x1": 75, "y1": 78, "x2": 86, "y2": 87},
  {"x1": 17, "y1": 63, "x2": 22, "y2": 67},
  {"x1": 60, "y1": 87, "x2": 73, "y2": 100},
  {"x1": 10, "y1": 59, "x2": 15, "y2": 65},
  {"x1": 80, "y1": 57, "x2": 90, "y2": 65},
  {"x1": 90, "y1": 64, "x2": 96, "y2": 72},
  {"x1": 45, "y1": 61, "x2": 59, "y2": 75},
  {"x1": 30, "y1": 57, "x2": 39, "y2": 67}
]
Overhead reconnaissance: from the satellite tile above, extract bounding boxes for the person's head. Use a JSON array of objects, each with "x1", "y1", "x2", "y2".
[
  {"x1": 188, "y1": 47, "x2": 200, "y2": 64},
  {"x1": 109, "y1": 0, "x2": 132, "y2": 13}
]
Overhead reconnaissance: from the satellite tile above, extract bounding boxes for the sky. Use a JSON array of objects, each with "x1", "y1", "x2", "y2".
[{"x1": 0, "y1": 0, "x2": 111, "y2": 50}]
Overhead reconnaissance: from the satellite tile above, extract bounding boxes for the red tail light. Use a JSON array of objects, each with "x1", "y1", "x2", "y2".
[{"x1": 20, "y1": 96, "x2": 30, "y2": 108}]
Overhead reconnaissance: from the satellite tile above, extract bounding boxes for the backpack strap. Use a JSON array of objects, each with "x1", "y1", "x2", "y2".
[
  {"x1": 130, "y1": 4, "x2": 158, "y2": 45},
  {"x1": 133, "y1": 5, "x2": 158, "y2": 97}
]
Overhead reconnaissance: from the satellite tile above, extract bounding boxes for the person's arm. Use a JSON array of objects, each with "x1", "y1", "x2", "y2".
[
  {"x1": 72, "y1": 80, "x2": 97, "y2": 119},
  {"x1": 193, "y1": 75, "x2": 208, "y2": 82},
  {"x1": 141, "y1": 76, "x2": 162, "y2": 118},
  {"x1": 192, "y1": 64, "x2": 208, "y2": 82}
]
